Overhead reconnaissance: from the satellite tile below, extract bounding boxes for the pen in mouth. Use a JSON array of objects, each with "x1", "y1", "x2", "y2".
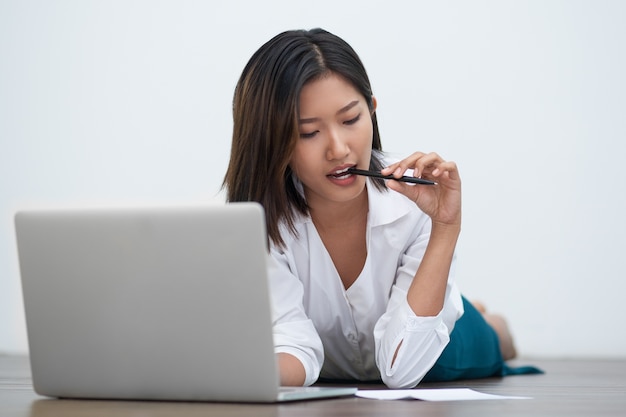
[{"x1": 347, "y1": 168, "x2": 437, "y2": 185}]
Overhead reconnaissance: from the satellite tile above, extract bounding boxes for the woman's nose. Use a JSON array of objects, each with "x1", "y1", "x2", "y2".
[{"x1": 326, "y1": 130, "x2": 350, "y2": 160}]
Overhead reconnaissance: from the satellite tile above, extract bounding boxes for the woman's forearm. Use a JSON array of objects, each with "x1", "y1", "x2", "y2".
[
  {"x1": 406, "y1": 222, "x2": 460, "y2": 317},
  {"x1": 277, "y1": 352, "x2": 306, "y2": 386}
]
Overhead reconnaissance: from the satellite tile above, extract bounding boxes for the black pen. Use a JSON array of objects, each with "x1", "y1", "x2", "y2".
[{"x1": 347, "y1": 168, "x2": 437, "y2": 185}]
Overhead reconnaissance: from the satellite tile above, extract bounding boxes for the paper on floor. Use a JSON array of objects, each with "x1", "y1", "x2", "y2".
[{"x1": 356, "y1": 388, "x2": 531, "y2": 401}]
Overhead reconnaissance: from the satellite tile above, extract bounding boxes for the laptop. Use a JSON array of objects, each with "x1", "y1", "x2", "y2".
[{"x1": 15, "y1": 202, "x2": 356, "y2": 402}]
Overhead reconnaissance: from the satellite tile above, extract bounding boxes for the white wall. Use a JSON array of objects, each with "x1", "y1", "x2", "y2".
[{"x1": 1, "y1": 0, "x2": 625, "y2": 358}]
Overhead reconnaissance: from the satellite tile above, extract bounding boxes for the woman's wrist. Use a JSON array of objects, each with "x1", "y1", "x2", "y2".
[{"x1": 430, "y1": 221, "x2": 461, "y2": 242}]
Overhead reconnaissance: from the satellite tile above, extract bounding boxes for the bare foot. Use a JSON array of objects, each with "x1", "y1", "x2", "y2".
[{"x1": 471, "y1": 300, "x2": 487, "y2": 314}]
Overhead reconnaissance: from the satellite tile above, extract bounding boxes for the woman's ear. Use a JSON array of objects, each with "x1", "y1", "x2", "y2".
[{"x1": 370, "y1": 96, "x2": 378, "y2": 115}]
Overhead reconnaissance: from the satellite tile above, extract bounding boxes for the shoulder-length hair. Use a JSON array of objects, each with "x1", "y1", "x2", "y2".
[{"x1": 223, "y1": 28, "x2": 386, "y2": 247}]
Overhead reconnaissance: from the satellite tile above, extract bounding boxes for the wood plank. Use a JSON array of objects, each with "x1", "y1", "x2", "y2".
[{"x1": 1, "y1": 355, "x2": 625, "y2": 417}]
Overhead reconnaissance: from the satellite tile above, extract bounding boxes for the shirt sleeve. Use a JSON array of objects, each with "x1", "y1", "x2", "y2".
[
  {"x1": 267, "y1": 247, "x2": 324, "y2": 386},
  {"x1": 373, "y1": 228, "x2": 464, "y2": 389}
]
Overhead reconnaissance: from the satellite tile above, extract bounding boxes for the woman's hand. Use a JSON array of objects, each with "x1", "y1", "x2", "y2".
[{"x1": 381, "y1": 152, "x2": 461, "y2": 227}]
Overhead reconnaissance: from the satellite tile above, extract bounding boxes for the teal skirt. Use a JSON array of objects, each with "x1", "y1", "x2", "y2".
[{"x1": 422, "y1": 296, "x2": 542, "y2": 382}]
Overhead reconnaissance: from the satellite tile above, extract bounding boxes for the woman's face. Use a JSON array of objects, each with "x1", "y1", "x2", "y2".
[{"x1": 290, "y1": 73, "x2": 376, "y2": 209}]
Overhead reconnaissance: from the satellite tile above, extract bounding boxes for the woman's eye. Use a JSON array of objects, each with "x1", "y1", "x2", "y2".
[
  {"x1": 299, "y1": 130, "x2": 318, "y2": 139},
  {"x1": 344, "y1": 114, "x2": 361, "y2": 125}
]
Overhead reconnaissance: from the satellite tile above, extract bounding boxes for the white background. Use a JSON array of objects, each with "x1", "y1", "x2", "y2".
[{"x1": 1, "y1": 0, "x2": 625, "y2": 358}]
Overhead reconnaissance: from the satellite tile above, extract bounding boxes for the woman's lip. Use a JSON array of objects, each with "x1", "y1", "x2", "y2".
[{"x1": 327, "y1": 164, "x2": 357, "y2": 176}]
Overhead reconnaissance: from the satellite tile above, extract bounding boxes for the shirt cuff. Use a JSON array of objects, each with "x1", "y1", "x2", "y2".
[{"x1": 401, "y1": 299, "x2": 446, "y2": 332}]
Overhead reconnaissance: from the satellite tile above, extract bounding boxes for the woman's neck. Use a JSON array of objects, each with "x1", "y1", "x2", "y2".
[{"x1": 307, "y1": 187, "x2": 369, "y2": 233}]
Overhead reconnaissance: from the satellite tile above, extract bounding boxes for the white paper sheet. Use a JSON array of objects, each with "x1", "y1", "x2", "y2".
[{"x1": 356, "y1": 388, "x2": 531, "y2": 401}]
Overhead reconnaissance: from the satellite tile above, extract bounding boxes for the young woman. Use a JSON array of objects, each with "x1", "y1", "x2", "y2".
[{"x1": 223, "y1": 28, "x2": 529, "y2": 388}]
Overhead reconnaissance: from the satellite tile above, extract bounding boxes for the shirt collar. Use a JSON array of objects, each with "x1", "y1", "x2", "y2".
[
  {"x1": 365, "y1": 179, "x2": 414, "y2": 227},
  {"x1": 290, "y1": 177, "x2": 414, "y2": 228}
]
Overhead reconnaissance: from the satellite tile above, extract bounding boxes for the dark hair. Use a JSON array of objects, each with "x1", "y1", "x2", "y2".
[{"x1": 223, "y1": 28, "x2": 386, "y2": 247}]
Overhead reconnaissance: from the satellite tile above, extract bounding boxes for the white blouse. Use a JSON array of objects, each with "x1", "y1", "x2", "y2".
[{"x1": 268, "y1": 180, "x2": 464, "y2": 388}]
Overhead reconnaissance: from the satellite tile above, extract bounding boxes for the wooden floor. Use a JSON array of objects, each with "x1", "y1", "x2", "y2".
[{"x1": 1, "y1": 355, "x2": 625, "y2": 417}]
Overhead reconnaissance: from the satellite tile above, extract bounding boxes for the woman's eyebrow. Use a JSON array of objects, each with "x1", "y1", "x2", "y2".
[
  {"x1": 298, "y1": 100, "x2": 360, "y2": 124},
  {"x1": 337, "y1": 100, "x2": 360, "y2": 115}
]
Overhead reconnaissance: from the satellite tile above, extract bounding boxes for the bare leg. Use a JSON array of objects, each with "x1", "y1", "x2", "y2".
[
  {"x1": 483, "y1": 313, "x2": 518, "y2": 360},
  {"x1": 472, "y1": 301, "x2": 518, "y2": 361}
]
